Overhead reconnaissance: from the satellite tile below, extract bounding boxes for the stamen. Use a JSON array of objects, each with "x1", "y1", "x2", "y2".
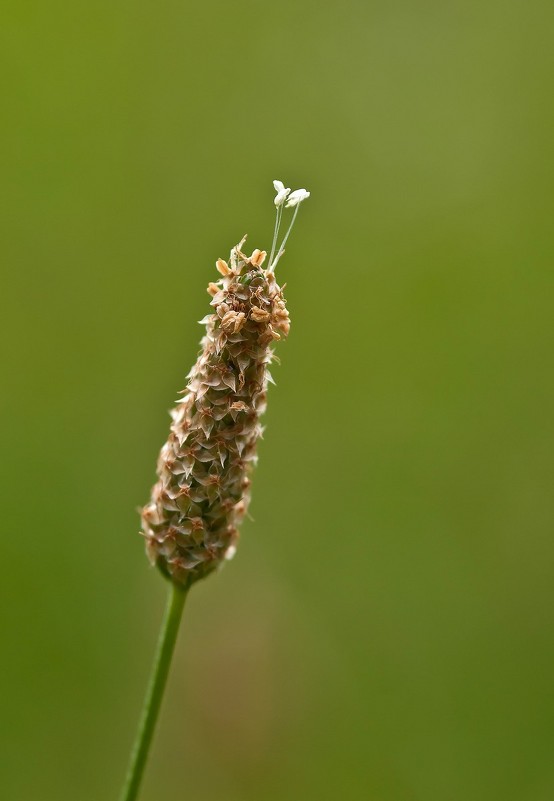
[
  {"x1": 268, "y1": 181, "x2": 310, "y2": 272},
  {"x1": 268, "y1": 203, "x2": 283, "y2": 270},
  {"x1": 270, "y1": 205, "x2": 299, "y2": 271}
]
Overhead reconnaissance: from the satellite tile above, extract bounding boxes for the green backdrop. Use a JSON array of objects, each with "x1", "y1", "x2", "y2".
[{"x1": 2, "y1": 1, "x2": 554, "y2": 799}]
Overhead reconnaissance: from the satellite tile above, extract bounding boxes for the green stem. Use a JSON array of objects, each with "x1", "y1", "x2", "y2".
[{"x1": 119, "y1": 583, "x2": 189, "y2": 801}]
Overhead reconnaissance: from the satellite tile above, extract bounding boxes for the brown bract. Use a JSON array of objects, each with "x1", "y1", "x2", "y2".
[{"x1": 141, "y1": 240, "x2": 290, "y2": 587}]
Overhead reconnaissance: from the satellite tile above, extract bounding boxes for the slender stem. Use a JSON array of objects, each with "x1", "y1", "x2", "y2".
[
  {"x1": 119, "y1": 583, "x2": 189, "y2": 801},
  {"x1": 268, "y1": 203, "x2": 283, "y2": 269},
  {"x1": 270, "y1": 204, "x2": 300, "y2": 271}
]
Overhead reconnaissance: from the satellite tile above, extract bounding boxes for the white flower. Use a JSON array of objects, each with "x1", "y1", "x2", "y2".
[
  {"x1": 286, "y1": 188, "x2": 310, "y2": 207},
  {"x1": 273, "y1": 179, "x2": 291, "y2": 207}
]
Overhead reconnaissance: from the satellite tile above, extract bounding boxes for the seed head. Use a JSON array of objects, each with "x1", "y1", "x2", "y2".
[
  {"x1": 140, "y1": 182, "x2": 309, "y2": 588},
  {"x1": 141, "y1": 243, "x2": 291, "y2": 587}
]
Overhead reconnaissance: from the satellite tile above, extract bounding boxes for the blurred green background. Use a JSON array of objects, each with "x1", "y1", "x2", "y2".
[{"x1": 2, "y1": 1, "x2": 554, "y2": 799}]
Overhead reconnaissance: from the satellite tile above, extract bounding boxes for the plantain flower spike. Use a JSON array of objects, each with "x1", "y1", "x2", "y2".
[{"x1": 141, "y1": 181, "x2": 310, "y2": 588}]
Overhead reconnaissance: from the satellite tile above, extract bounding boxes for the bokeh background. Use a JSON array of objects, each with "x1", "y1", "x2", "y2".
[{"x1": 2, "y1": 1, "x2": 554, "y2": 799}]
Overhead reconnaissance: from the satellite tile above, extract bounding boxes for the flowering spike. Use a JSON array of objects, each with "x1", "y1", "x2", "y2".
[{"x1": 141, "y1": 242, "x2": 291, "y2": 588}]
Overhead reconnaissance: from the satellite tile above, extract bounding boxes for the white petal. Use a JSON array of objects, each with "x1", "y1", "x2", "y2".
[
  {"x1": 273, "y1": 179, "x2": 291, "y2": 207},
  {"x1": 274, "y1": 189, "x2": 290, "y2": 206},
  {"x1": 286, "y1": 188, "x2": 310, "y2": 207}
]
